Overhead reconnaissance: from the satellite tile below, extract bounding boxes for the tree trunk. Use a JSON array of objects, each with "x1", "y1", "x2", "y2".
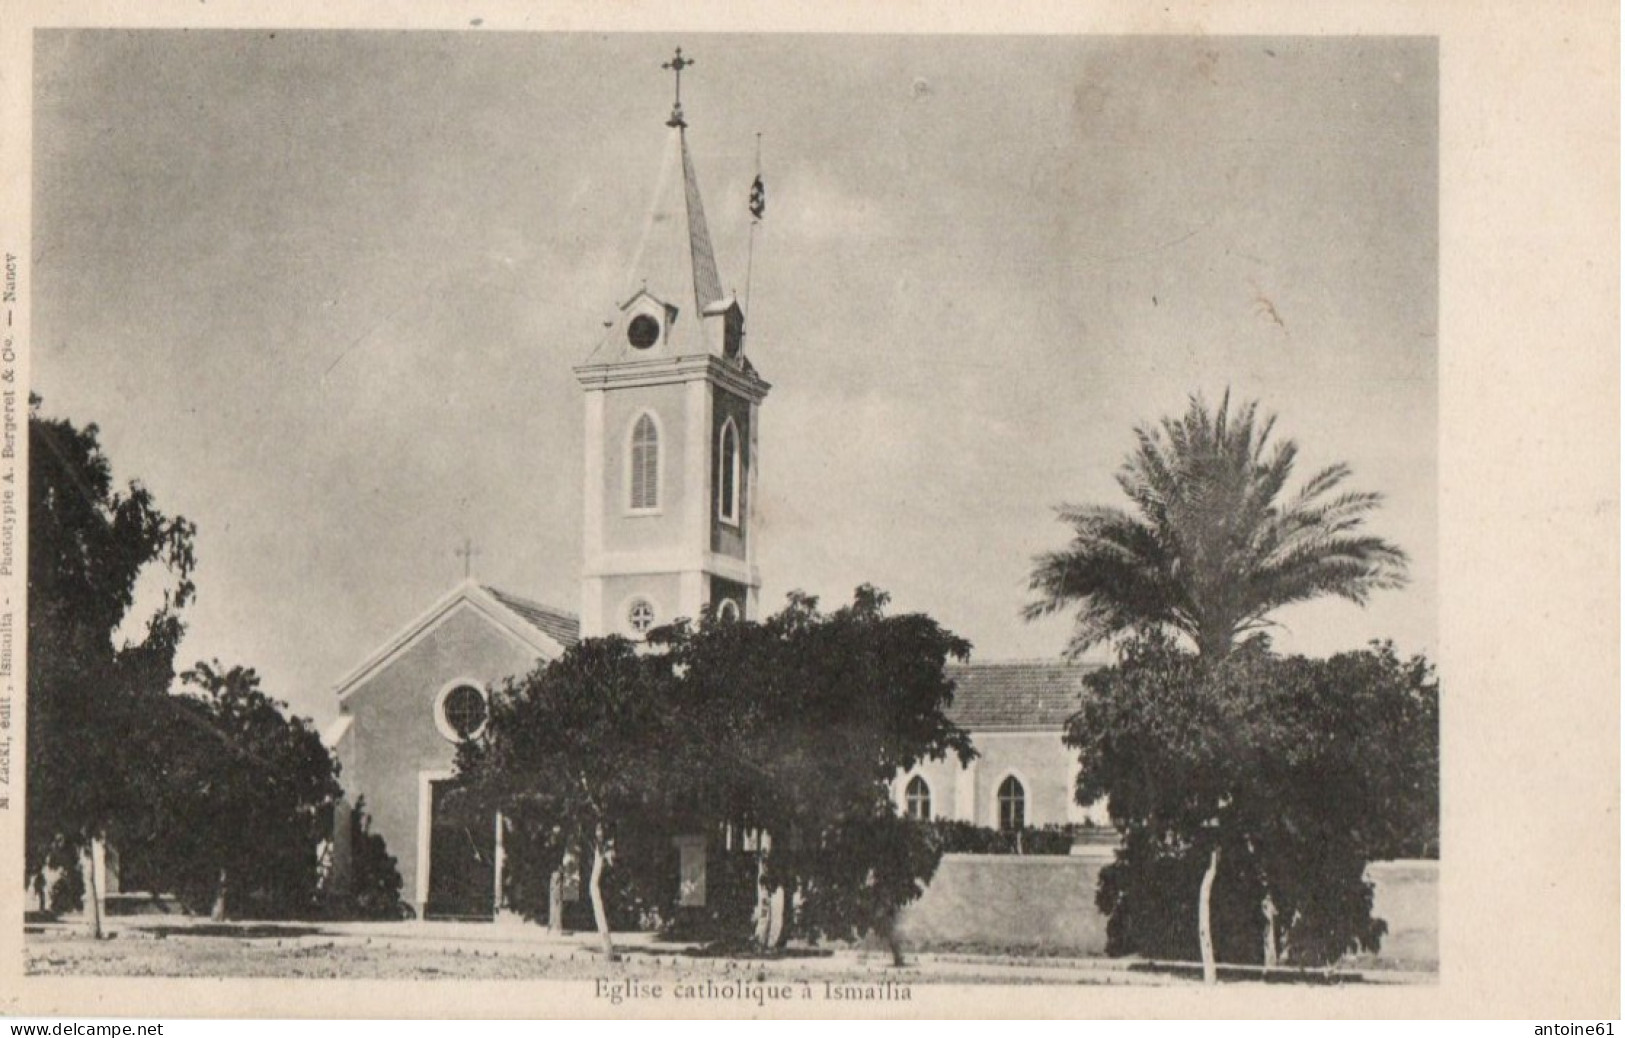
[
  {"x1": 882, "y1": 909, "x2": 905, "y2": 967},
  {"x1": 772, "y1": 882, "x2": 797, "y2": 951},
  {"x1": 767, "y1": 884, "x2": 787, "y2": 949},
  {"x1": 491, "y1": 811, "x2": 506, "y2": 920},
  {"x1": 1262, "y1": 893, "x2": 1279, "y2": 969},
  {"x1": 1198, "y1": 626, "x2": 1235, "y2": 662},
  {"x1": 211, "y1": 867, "x2": 229, "y2": 922},
  {"x1": 83, "y1": 839, "x2": 104, "y2": 940},
  {"x1": 752, "y1": 830, "x2": 776, "y2": 950},
  {"x1": 547, "y1": 868, "x2": 565, "y2": 936},
  {"x1": 1198, "y1": 846, "x2": 1220, "y2": 985},
  {"x1": 588, "y1": 830, "x2": 615, "y2": 960}
]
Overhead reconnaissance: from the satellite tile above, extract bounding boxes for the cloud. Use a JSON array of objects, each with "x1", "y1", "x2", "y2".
[{"x1": 767, "y1": 168, "x2": 899, "y2": 244}]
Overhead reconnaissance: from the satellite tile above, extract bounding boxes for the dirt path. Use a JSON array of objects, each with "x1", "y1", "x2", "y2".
[{"x1": 25, "y1": 923, "x2": 1182, "y2": 986}]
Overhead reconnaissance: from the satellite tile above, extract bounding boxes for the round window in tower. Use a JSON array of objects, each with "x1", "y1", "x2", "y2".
[
  {"x1": 716, "y1": 598, "x2": 741, "y2": 623},
  {"x1": 627, "y1": 598, "x2": 657, "y2": 637},
  {"x1": 627, "y1": 314, "x2": 661, "y2": 351},
  {"x1": 437, "y1": 683, "x2": 489, "y2": 742}
]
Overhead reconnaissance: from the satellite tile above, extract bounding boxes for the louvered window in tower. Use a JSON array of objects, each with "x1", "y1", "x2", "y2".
[
  {"x1": 629, "y1": 413, "x2": 660, "y2": 511},
  {"x1": 718, "y1": 417, "x2": 740, "y2": 525}
]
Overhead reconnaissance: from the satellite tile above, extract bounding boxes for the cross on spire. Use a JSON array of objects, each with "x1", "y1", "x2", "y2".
[
  {"x1": 455, "y1": 537, "x2": 481, "y2": 580},
  {"x1": 663, "y1": 46, "x2": 694, "y2": 128}
]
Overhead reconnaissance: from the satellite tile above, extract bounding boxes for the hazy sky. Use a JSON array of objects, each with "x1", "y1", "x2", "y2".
[{"x1": 33, "y1": 32, "x2": 1437, "y2": 726}]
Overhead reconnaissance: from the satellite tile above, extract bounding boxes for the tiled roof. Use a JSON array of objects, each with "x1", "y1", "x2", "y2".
[
  {"x1": 944, "y1": 659, "x2": 1099, "y2": 731},
  {"x1": 483, "y1": 585, "x2": 581, "y2": 648},
  {"x1": 471, "y1": 594, "x2": 1083, "y2": 730}
]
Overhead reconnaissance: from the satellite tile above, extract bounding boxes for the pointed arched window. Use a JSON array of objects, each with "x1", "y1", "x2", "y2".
[
  {"x1": 718, "y1": 417, "x2": 741, "y2": 525},
  {"x1": 904, "y1": 775, "x2": 932, "y2": 821},
  {"x1": 998, "y1": 776, "x2": 1026, "y2": 832},
  {"x1": 629, "y1": 413, "x2": 660, "y2": 511}
]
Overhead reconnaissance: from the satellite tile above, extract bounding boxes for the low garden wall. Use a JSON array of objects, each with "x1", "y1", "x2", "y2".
[
  {"x1": 1364, "y1": 859, "x2": 1439, "y2": 970},
  {"x1": 895, "y1": 851, "x2": 1111, "y2": 955},
  {"x1": 896, "y1": 852, "x2": 1438, "y2": 969}
]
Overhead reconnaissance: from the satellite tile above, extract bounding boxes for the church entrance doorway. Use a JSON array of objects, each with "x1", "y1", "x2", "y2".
[{"x1": 425, "y1": 779, "x2": 495, "y2": 920}]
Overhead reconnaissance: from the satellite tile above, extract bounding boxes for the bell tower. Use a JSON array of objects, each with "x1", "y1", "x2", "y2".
[{"x1": 574, "y1": 49, "x2": 771, "y2": 640}]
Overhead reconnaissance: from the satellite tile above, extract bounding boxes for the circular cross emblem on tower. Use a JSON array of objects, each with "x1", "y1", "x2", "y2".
[{"x1": 628, "y1": 598, "x2": 657, "y2": 636}]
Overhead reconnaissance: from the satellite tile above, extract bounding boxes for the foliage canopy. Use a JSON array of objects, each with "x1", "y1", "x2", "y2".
[
  {"x1": 123, "y1": 661, "x2": 342, "y2": 919},
  {"x1": 461, "y1": 586, "x2": 975, "y2": 956},
  {"x1": 27, "y1": 400, "x2": 358, "y2": 924},
  {"x1": 1069, "y1": 634, "x2": 1439, "y2": 966},
  {"x1": 26, "y1": 398, "x2": 197, "y2": 896}
]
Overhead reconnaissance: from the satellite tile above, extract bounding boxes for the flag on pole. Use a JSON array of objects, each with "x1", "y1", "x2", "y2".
[{"x1": 749, "y1": 174, "x2": 766, "y2": 221}]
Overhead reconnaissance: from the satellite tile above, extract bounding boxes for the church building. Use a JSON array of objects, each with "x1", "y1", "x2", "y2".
[{"x1": 324, "y1": 53, "x2": 1099, "y2": 920}]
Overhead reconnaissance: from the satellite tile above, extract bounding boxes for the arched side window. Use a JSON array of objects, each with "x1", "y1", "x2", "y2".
[
  {"x1": 628, "y1": 412, "x2": 660, "y2": 512},
  {"x1": 717, "y1": 416, "x2": 741, "y2": 525},
  {"x1": 905, "y1": 775, "x2": 932, "y2": 821},
  {"x1": 997, "y1": 775, "x2": 1026, "y2": 832}
]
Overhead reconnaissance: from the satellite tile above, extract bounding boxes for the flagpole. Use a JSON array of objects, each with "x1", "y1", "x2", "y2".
[{"x1": 744, "y1": 132, "x2": 762, "y2": 323}]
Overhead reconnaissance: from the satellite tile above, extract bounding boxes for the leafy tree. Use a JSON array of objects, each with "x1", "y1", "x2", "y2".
[
  {"x1": 1026, "y1": 391, "x2": 1408, "y2": 660},
  {"x1": 794, "y1": 812, "x2": 944, "y2": 965},
  {"x1": 121, "y1": 661, "x2": 341, "y2": 920},
  {"x1": 461, "y1": 587, "x2": 974, "y2": 961},
  {"x1": 657, "y1": 586, "x2": 975, "y2": 960},
  {"x1": 329, "y1": 798, "x2": 408, "y2": 920},
  {"x1": 458, "y1": 637, "x2": 679, "y2": 959},
  {"x1": 484, "y1": 797, "x2": 676, "y2": 933},
  {"x1": 1070, "y1": 634, "x2": 1439, "y2": 975},
  {"x1": 1301, "y1": 645, "x2": 1440, "y2": 862},
  {"x1": 1028, "y1": 391, "x2": 1412, "y2": 979},
  {"x1": 26, "y1": 398, "x2": 196, "y2": 935}
]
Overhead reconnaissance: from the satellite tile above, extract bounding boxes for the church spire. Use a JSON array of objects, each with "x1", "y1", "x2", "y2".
[
  {"x1": 679, "y1": 127, "x2": 725, "y2": 317},
  {"x1": 662, "y1": 47, "x2": 724, "y2": 320},
  {"x1": 580, "y1": 47, "x2": 747, "y2": 368}
]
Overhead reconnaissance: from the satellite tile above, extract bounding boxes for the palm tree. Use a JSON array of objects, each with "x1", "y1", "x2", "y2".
[
  {"x1": 1030, "y1": 391, "x2": 1409, "y2": 982},
  {"x1": 1026, "y1": 391, "x2": 1409, "y2": 661}
]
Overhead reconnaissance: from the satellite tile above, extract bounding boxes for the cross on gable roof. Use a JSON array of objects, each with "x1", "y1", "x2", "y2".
[{"x1": 331, "y1": 580, "x2": 579, "y2": 701}]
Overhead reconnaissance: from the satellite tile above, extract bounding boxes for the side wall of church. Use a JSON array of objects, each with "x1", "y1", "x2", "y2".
[
  {"x1": 969, "y1": 731, "x2": 1093, "y2": 827},
  {"x1": 337, "y1": 604, "x2": 540, "y2": 914},
  {"x1": 898, "y1": 728, "x2": 1102, "y2": 829}
]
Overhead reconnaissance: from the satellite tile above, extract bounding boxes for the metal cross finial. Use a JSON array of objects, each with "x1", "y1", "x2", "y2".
[
  {"x1": 663, "y1": 47, "x2": 693, "y2": 128},
  {"x1": 455, "y1": 537, "x2": 481, "y2": 579}
]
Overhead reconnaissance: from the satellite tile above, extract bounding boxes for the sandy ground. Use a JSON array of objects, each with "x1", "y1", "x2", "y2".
[{"x1": 24, "y1": 918, "x2": 1187, "y2": 986}]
